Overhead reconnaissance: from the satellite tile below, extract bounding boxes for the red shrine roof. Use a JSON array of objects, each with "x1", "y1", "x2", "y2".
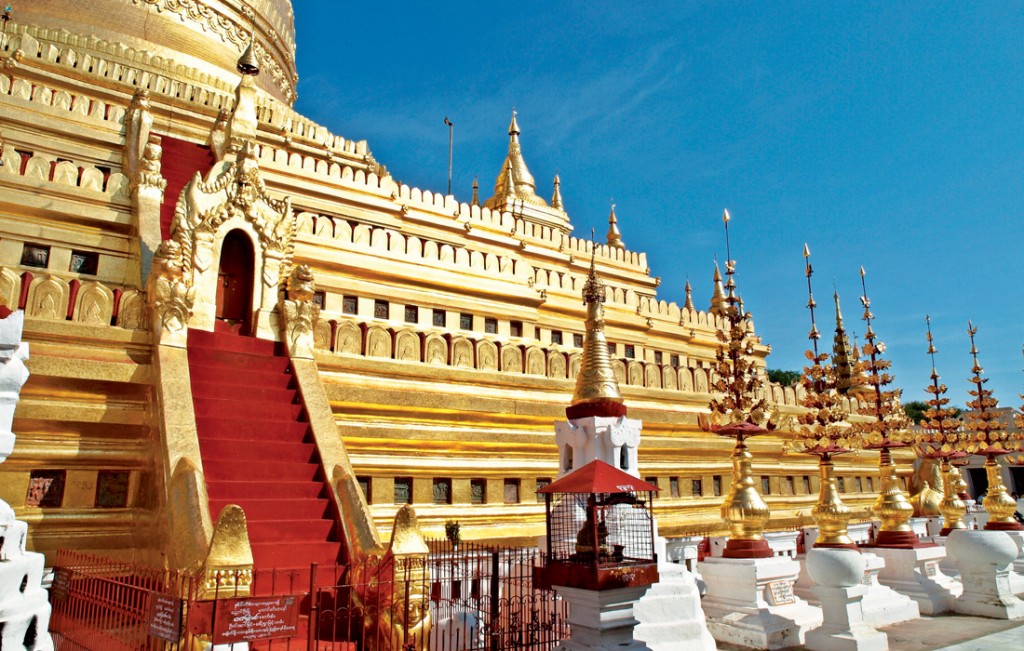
[{"x1": 538, "y1": 460, "x2": 659, "y2": 494}]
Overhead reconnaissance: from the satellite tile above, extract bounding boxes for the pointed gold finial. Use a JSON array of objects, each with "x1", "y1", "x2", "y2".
[
  {"x1": 832, "y1": 290, "x2": 870, "y2": 398},
  {"x1": 684, "y1": 277, "x2": 695, "y2": 311},
  {"x1": 471, "y1": 176, "x2": 479, "y2": 206},
  {"x1": 607, "y1": 203, "x2": 624, "y2": 249},
  {"x1": 551, "y1": 173, "x2": 564, "y2": 210},
  {"x1": 569, "y1": 241, "x2": 624, "y2": 414},
  {"x1": 484, "y1": 110, "x2": 547, "y2": 210},
  {"x1": 709, "y1": 260, "x2": 727, "y2": 316}
]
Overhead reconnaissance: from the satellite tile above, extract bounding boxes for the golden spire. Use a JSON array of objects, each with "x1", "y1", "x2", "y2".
[
  {"x1": 709, "y1": 261, "x2": 727, "y2": 316},
  {"x1": 684, "y1": 278, "x2": 695, "y2": 311},
  {"x1": 551, "y1": 174, "x2": 564, "y2": 211},
  {"x1": 832, "y1": 290, "x2": 871, "y2": 398},
  {"x1": 570, "y1": 246, "x2": 624, "y2": 411},
  {"x1": 606, "y1": 203, "x2": 624, "y2": 249},
  {"x1": 483, "y1": 110, "x2": 548, "y2": 209},
  {"x1": 471, "y1": 176, "x2": 479, "y2": 207}
]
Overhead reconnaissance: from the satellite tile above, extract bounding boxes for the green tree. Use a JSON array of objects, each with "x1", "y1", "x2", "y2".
[
  {"x1": 905, "y1": 399, "x2": 961, "y2": 426},
  {"x1": 768, "y1": 368, "x2": 802, "y2": 386}
]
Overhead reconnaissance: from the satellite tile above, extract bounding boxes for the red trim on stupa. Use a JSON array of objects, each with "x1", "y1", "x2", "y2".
[
  {"x1": 984, "y1": 521, "x2": 1024, "y2": 531},
  {"x1": 866, "y1": 530, "x2": 932, "y2": 549},
  {"x1": 538, "y1": 460, "x2": 658, "y2": 494},
  {"x1": 565, "y1": 401, "x2": 627, "y2": 420},
  {"x1": 722, "y1": 538, "x2": 773, "y2": 559},
  {"x1": 814, "y1": 542, "x2": 861, "y2": 551}
]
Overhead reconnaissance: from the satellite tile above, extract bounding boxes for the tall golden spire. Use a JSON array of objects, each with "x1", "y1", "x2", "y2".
[
  {"x1": 832, "y1": 290, "x2": 870, "y2": 398},
  {"x1": 569, "y1": 247, "x2": 625, "y2": 416},
  {"x1": 484, "y1": 110, "x2": 548, "y2": 209},
  {"x1": 684, "y1": 278, "x2": 695, "y2": 311},
  {"x1": 606, "y1": 203, "x2": 624, "y2": 249},
  {"x1": 551, "y1": 174, "x2": 564, "y2": 211},
  {"x1": 709, "y1": 262, "x2": 727, "y2": 316}
]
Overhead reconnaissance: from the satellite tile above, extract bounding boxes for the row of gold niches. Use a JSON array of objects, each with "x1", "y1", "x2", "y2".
[
  {"x1": 356, "y1": 471, "x2": 887, "y2": 508},
  {"x1": 12, "y1": 468, "x2": 134, "y2": 510},
  {"x1": 0, "y1": 262, "x2": 144, "y2": 328},
  {"x1": 311, "y1": 298, "x2": 827, "y2": 408}
]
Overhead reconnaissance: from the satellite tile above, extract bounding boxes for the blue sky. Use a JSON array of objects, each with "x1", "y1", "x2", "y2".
[{"x1": 294, "y1": 1, "x2": 1023, "y2": 409}]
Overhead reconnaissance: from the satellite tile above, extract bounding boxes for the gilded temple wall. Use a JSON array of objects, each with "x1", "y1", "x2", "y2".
[{"x1": 0, "y1": 9, "x2": 900, "y2": 562}]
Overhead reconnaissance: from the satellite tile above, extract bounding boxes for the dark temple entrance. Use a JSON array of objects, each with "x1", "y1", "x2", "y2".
[{"x1": 215, "y1": 230, "x2": 254, "y2": 335}]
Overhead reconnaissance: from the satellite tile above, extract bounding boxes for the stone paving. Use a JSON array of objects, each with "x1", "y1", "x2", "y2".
[{"x1": 714, "y1": 614, "x2": 1024, "y2": 650}]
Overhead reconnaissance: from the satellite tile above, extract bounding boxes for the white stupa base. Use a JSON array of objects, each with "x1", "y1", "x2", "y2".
[
  {"x1": 870, "y1": 544, "x2": 960, "y2": 614},
  {"x1": 0, "y1": 505, "x2": 54, "y2": 651},
  {"x1": 803, "y1": 549, "x2": 888, "y2": 651},
  {"x1": 700, "y1": 555, "x2": 821, "y2": 649},
  {"x1": 998, "y1": 530, "x2": 1024, "y2": 591},
  {"x1": 555, "y1": 585, "x2": 653, "y2": 651},
  {"x1": 633, "y1": 562, "x2": 715, "y2": 651},
  {"x1": 798, "y1": 550, "x2": 919, "y2": 628},
  {"x1": 946, "y1": 530, "x2": 1024, "y2": 620},
  {"x1": 663, "y1": 535, "x2": 707, "y2": 594}
]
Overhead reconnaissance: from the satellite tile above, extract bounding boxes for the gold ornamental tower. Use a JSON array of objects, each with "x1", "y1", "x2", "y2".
[
  {"x1": 851, "y1": 267, "x2": 917, "y2": 547},
  {"x1": 790, "y1": 245, "x2": 861, "y2": 548},
  {"x1": 963, "y1": 323, "x2": 1024, "y2": 530}
]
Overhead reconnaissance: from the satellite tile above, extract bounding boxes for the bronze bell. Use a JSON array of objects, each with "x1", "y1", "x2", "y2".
[{"x1": 236, "y1": 38, "x2": 260, "y2": 76}]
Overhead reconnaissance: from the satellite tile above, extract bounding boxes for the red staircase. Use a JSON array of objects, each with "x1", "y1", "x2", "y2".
[{"x1": 187, "y1": 328, "x2": 344, "y2": 595}]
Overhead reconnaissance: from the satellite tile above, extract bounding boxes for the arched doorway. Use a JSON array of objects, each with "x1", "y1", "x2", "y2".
[{"x1": 215, "y1": 230, "x2": 255, "y2": 335}]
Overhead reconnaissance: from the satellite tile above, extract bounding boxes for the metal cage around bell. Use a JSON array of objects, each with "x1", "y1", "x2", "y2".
[{"x1": 538, "y1": 460, "x2": 659, "y2": 591}]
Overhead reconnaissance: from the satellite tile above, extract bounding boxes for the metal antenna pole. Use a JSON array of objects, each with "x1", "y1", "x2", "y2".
[{"x1": 444, "y1": 116, "x2": 453, "y2": 196}]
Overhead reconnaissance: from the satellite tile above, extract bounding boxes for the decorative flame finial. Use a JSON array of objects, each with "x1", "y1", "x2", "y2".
[
  {"x1": 684, "y1": 277, "x2": 695, "y2": 311},
  {"x1": 709, "y1": 259, "x2": 727, "y2": 316},
  {"x1": 569, "y1": 231, "x2": 623, "y2": 413},
  {"x1": 551, "y1": 173, "x2": 564, "y2": 211},
  {"x1": 471, "y1": 176, "x2": 479, "y2": 207},
  {"x1": 606, "y1": 202, "x2": 624, "y2": 249}
]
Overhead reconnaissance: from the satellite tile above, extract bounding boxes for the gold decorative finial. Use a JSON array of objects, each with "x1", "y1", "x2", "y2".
[
  {"x1": 607, "y1": 203, "x2": 624, "y2": 249},
  {"x1": 709, "y1": 260, "x2": 727, "y2": 316},
  {"x1": 484, "y1": 111, "x2": 548, "y2": 210},
  {"x1": 551, "y1": 173, "x2": 564, "y2": 211},
  {"x1": 850, "y1": 267, "x2": 916, "y2": 546},
  {"x1": 570, "y1": 240, "x2": 624, "y2": 410},
  {"x1": 698, "y1": 211, "x2": 778, "y2": 557},
  {"x1": 684, "y1": 278, "x2": 695, "y2": 311},
  {"x1": 963, "y1": 322, "x2": 1023, "y2": 529},
  {"x1": 917, "y1": 315, "x2": 970, "y2": 533},
  {"x1": 471, "y1": 176, "x2": 479, "y2": 206},
  {"x1": 791, "y1": 245, "x2": 859, "y2": 548},
  {"x1": 832, "y1": 291, "x2": 871, "y2": 399}
]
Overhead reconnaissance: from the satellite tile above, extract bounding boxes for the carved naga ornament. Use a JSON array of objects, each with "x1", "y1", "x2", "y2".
[{"x1": 147, "y1": 141, "x2": 295, "y2": 346}]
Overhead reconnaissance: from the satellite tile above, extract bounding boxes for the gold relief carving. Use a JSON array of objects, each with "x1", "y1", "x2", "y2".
[
  {"x1": 72, "y1": 281, "x2": 115, "y2": 326},
  {"x1": 662, "y1": 367, "x2": 677, "y2": 390},
  {"x1": 694, "y1": 368, "x2": 709, "y2": 393},
  {"x1": 476, "y1": 340, "x2": 498, "y2": 371},
  {"x1": 365, "y1": 326, "x2": 392, "y2": 359},
  {"x1": 547, "y1": 351, "x2": 566, "y2": 379},
  {"x1": 130, "y1": 0, "x2": 297, "y2": 103},
  {"x1": 134, "y1": 135, "x2": 167, "y2": 193},
  {"x1": 147, "y1": 141, "x2": 293, "y2": 340},
  {"x1": 280, "y1": 265, "x2": 320, "y2": 359},
  {"x1": 124, "y1": 89, "x2": 153, "y2": 181},
  {"x1": 148, "y1": 239, "x2": 195, "y2": 344},
  {"x1": 25, "y1": 275, "x2": 69, "y2": 321},
  {"x1": 117, "y1": 290, "x2": 146, "y2": 330},
  {"x1": 395, "y1": 330, "x2": 421, "y2": 362},
  {"x1": 611, "y1": 360, "x2": 626, "y2": 385},
  {"x1": 627, "y1": 361, "x2": 643, "y2": 386},
  {"x1": 209, "y1": 109, "x2": 230, "y2": 161},
  {"x1": 0, "y1": 266, "x2": 20, "y2": 311},
  {"x1": 501, "y1": 345, "x2": 522, "y2": 373},
  {"x1": 525, "y1": 347, "x2": 545, "y2": 376},
  {"x1": 678, "y1": 368, "x2": 693, "y2": 391},
  {"x1": 313, "y1": 319, "x2": 331, "y2": 351},
  {"x1": 645, "y1": 365, "x2": 661, "y2": 389},
  {"x1": 569, "y1": 354, "x2": 582, "y2": 380},
  {"x1": 424, "y1": 335, "x2": 447, "y2": 365},
  {"x1": 335, "y1": 321, "x2": 362, "y2": 355},
  {"x1": 451, "y1": 337, "x2": 473, "y2": 368}
]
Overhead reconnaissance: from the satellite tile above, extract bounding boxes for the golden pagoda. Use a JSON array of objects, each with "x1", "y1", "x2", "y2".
[{"x1": 0, "y1": 1, "x2": 883, "y2": 568}]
